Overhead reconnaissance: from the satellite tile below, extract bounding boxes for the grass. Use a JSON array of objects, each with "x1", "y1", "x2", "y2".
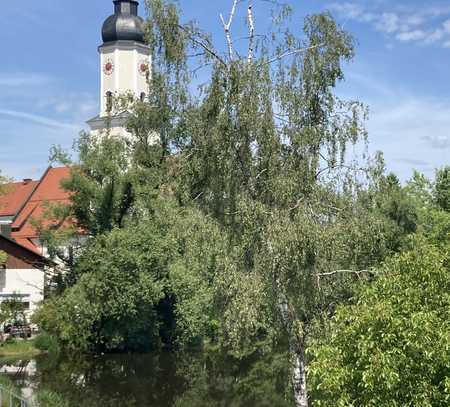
[{"x1": 0, "y1": 339, "x2": 42, "y2": 358}]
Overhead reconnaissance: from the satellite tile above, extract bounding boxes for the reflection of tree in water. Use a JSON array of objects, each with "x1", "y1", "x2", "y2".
[
  {"x1": 34, "y1": 353, "x2": 183, "y2": 407},
  {"x1": 10, "y1": 350, "x2": 292, "y2": 406},
  {"x1": 174, "y1": 350, "x2": 293, "y2": 407}
]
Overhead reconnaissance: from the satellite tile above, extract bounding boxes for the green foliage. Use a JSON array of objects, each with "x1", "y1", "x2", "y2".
[
  {"x1": 0, "y1": 294, "x2": 27, "y2": 326},
  {"x1": 34, "y1": 332, "x2": 60, "y2": 354},
  {"x1": 0, "y1": 170, "x2": 9, "y2": 194},
  {"x1": 0, "y1": 338, "x2": 41, "y2": 357},
  {"x1": 434, "y1": 166, "x2": 450, "y2": 212},
  {"x1": 166, "y1": 207, "x2": 227, "y2": 346},
  {"x1": 174, "y1": 349, "x2": 293, "y2": 407},
  {"x1": 308, "y1": 239, "x2": 450, "y2": 406},
  {"x1": 36, "y1": 390, "x2": 70, "y2": 407},
  {"x1": 59, "y1": 134, "x2": 134, "y2": 235},
  {"x1": 403, "y1": 170, "x2": 450, "y2": 247},
  {"x1": 0, "y1": 251, "x2": 6, "y2": 267},
  {"x1": 35, "y1": 221, "x2": 169, "y2": 352},
  {"x1": 35, "y1": 202, "x2": 227, "y2": 352}
]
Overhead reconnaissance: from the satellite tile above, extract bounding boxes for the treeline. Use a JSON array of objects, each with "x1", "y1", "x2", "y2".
[{"x1": 33, "y1": 1, "x2": 449, "y2": 406}]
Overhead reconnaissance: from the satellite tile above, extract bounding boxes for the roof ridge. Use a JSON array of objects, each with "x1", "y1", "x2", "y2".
[
  {"x1": 11, "y1": 166, "x2": 52, "y2": 224},
  {"x1": 0, "y1": 233, "x2": 49, "y2": 263}
]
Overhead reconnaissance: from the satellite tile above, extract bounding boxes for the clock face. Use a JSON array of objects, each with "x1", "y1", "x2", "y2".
[
  {"x1": 103, "y1": 59, "x2": 114, "y2": 76},
  {"x1": 138, "y1": 60, "x2": 149, "y2": 77}
]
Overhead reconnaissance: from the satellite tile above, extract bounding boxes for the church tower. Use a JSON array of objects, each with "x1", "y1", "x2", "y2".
[{"x1": 87, "y1": 0, "x2": 151, "y2": 138}]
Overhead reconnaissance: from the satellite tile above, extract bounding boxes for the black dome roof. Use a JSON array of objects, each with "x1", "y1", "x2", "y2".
[{"x1": 102, "y1": 1, "x2": 145, "y2": 44}]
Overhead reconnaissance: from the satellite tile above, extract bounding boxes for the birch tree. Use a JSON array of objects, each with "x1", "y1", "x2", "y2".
[
  {"x1": 39, "y1": 2, "x2": 403, "y2": 404},
  {"x1": 142, "y1": 1, "x2": 393, "y2": 405}
]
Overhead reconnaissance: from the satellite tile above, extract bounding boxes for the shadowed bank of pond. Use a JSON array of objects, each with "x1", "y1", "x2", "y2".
[{"x1": 0, "y1": 350, "x2": 293, "y2": 406}]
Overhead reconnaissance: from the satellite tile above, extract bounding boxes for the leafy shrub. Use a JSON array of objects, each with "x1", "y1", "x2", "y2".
[
  {"x1": 308, "y1": 238, "x2": 450, "y2": 406},
  {"x1": 36, "y1": 390, "x2": 69, "y2": 407},
  {"x1": 34, "y1": 332, "x2": 59, "y2": 353}
]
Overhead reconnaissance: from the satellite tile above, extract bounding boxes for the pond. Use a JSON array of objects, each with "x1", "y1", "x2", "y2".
[{"x1": 0, "y1": 350, "x2": 293, "y2": 406}]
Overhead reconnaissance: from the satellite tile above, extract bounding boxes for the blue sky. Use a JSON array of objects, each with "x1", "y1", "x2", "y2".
[{"x1": 0, "y1": 0, "x2": 449, "y2": 181}]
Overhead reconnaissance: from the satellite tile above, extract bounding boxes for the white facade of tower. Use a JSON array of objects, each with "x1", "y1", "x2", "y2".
[
  {"x1": 99, "y1": 41, "x2": 151, "y2": 116},
  {"x1": 87, "y1": 0, "x2": 151, "y2": 139}
]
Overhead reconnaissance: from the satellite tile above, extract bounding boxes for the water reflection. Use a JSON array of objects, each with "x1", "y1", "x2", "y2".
[{"x1": 0, "y1": 350, "x2": 292, "y2": 406}]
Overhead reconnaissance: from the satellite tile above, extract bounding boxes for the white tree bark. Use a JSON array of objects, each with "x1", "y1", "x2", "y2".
[
  {"x1": 220, "y1": 0, "x2": 239, "y2": 61},
  {"x1": 276, "y1": 281, "x2": 309, "y2": 407},
  {"x1": 247, "y1": 3, "x2": 255, "y2": 63},
  {"x1": 291, "y1": 338, "x2": 308, "y2": 407}
]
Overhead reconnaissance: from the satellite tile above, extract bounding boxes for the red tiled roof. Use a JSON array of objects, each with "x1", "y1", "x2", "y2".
[
  {"x1": 0, "y1": 234, "x2": 49, "y2": 269},
  {"x1": 8, "y1": 167, "x2": 72, "y2": 254},
  {"x1": 14, "y1": 237, "x2": 41, "y2": 254},
  {"x1": 27, "y1": 167, "x2": 71, "y2": 202},
  {"x1": 0, "y1": 180, "x2": 38, "y2": 217}
]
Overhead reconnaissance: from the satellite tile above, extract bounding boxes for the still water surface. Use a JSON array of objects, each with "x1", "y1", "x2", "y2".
[{"x1": 0, "y1": 351, "x2": 292, "y2": 406}]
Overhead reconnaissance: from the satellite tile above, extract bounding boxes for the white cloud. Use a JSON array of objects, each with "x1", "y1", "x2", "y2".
[
  {"x1": 424, "y1": 29, "x2": 444, "y2": 44},
  {"x1": 328, "y1": 2, "x2": 450, "y2": 48},
  {"x1": 34, "y1": 92, "x2": 98, "y2": 122},
  {"x1": 0, "y1": 73, "x2": 51, "y2": 87},
  {"x1": 340, "y1": 69, "x2": 450, "y2": 181},
  {"x1": 376, "y1": 13, "x2": 400, "y2": 34},
  {"x1": 0, "y1": 109, "x2": 80, "y2": 131},
  {"x1": 443, "y1": 19, "x2": 450, "y2": 32},
  {"x1": 329, "y1": 2, "x2": 376, "y2": 23},
  {"x1": 405, "y1": 14, "x2": 425, "y2": 27},
  {"x1": 367, "y1": 97, "x2": 450, "y2": 179},
  {"x1": 423, "y1": 135, "x2": 450, "y2": 149},
  {"x1": 396, "y1": 30, "x2": 426, "y2": 42}
]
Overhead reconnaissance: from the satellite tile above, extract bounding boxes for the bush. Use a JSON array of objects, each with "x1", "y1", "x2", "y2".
[
  {"x1": 36, "y1": 390, "x2": 69, "y2": 407},
  {"x1": 34, "y1": 332, "x2": 59, "y2": 353},
  {"x1": 308, "y1": 239, "x2": 450, "y2": 406}
]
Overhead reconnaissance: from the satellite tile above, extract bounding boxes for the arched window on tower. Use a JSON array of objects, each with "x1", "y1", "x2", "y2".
[
  {"x1": 140, "y1": 92, "x2": 146, "y2": 102},
  {"x1": 106, "y1": 91, "x2": 113, "y2": 113}
]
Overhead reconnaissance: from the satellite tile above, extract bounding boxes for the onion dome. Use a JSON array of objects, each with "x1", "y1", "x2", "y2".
[{"x1": 102, "y1": 1, "x2": 145, "y2": 44}]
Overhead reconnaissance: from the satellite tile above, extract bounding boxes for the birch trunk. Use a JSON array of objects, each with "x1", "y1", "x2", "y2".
[
  {"x1": 291, "y1": 337, "x2": 308, "y2": 407},
  {"x1": 276, "y1": 283, "x2": 309, "y2": 407}
]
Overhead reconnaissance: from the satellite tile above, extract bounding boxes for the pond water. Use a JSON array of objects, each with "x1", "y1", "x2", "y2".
[{"x1": 0, "y1": 350, "x2": 293, "y2": 406}]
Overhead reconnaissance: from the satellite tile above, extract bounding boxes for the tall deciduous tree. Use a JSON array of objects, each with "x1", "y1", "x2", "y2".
[{"x1": 140, "y1": 1, "x2": 396, "y2": 405}]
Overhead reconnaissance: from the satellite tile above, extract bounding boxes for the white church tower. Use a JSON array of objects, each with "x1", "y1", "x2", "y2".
[{"x1": 87, "y1": 0, "x2": 151, "y2": 138}]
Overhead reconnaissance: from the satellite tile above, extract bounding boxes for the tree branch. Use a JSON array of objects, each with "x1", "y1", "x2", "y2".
[
  {"x1": 177, "y1": 25, "x2": 227, "y2": 67},
  {"x1": 318, "y1": 269, "x2": 369, "y2": 277},
  {"x1": 247, "y1": 2, "x2": 255, "y2": 63},
  {"x1": 220, "y1": 0, "x2": 239, "y2": 61},
  {"x1": 266, "y1": 44, "x2": 324, "y2": 65}
]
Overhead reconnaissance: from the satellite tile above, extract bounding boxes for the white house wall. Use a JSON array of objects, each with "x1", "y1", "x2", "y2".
[{"x1": 0, "y1": 268, "x2": 44, "y2": 314}]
